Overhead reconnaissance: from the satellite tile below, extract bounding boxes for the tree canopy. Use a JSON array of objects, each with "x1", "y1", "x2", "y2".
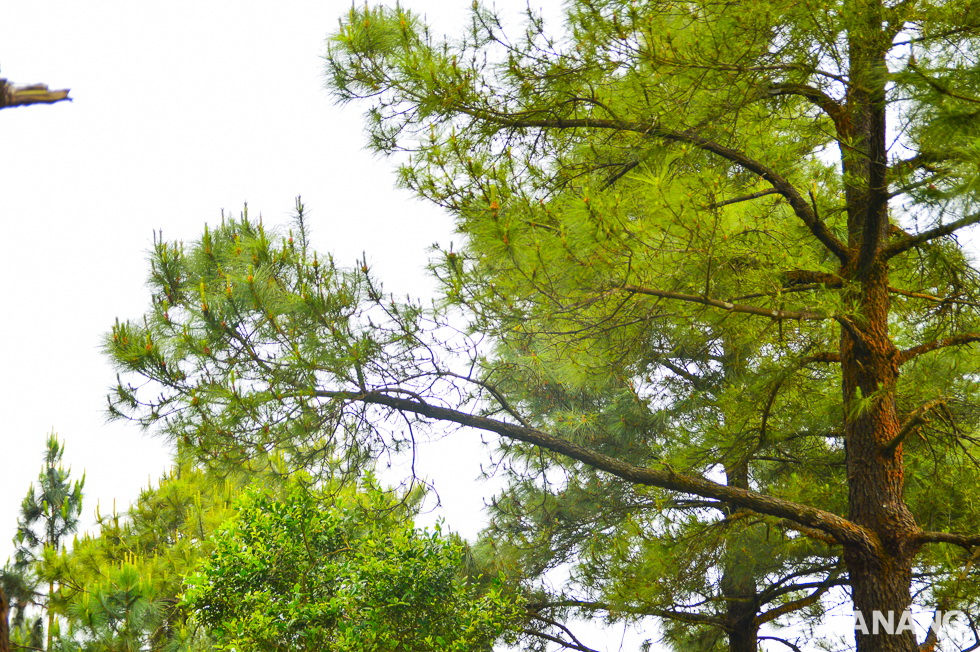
[
  {"x1": 104, "y1": 0, "x2": 980, "y2": 650},
  {"x1": 2, "y1": 434, "x2": 84, "y2": 652},
  {"x1": 183, "y1": 475, "x2": 520, "y2": 651}
]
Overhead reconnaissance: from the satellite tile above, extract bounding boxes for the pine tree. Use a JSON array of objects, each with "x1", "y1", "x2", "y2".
[
  {"x1": 105, "y1": 0, "x2": 980, "y2": 648},
  {"x1": 322, "y1": 1, "x2": 980, "y2": 649},
  {"x1": 8, "y1": 433, "x2": 84, "y2": 651}
]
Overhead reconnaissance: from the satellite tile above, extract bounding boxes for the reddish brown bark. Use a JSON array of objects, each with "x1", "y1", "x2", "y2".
[
  {"x1": 0, "y1": 587, "x2": 9, "y2": 652},
  {"x1": 836, "y1": 6, "x2": 922, "y2": 650}
]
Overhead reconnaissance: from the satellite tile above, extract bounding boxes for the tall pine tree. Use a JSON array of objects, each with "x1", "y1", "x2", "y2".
[
  {"x1": 7, "y1": 434, "x2": 84, "y2": 651},
  {"x1": 106, "y1": 0, "x2": 980, "y2": 648}
]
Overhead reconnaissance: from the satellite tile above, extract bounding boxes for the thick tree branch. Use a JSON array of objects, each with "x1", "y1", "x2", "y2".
[
  {"x1": 898, "y1": 333, "x2": 980, "y2": 365},
  {"x1": 883, "y1": 213, "x2": 980, "y2": 259},
  {"x1": 475, "y1": 112, "x2": 850, "y2": 263},
  {"x1": 801, "y1": 352, "x2": 841, "y2": 364},
  {"x1": 313, "y1": 389, "x2": 877, "y2": 550},
  {"x1": 887, "y1": 286, "x2": 980, "y2": 308},
  {"x1": 0, "y1": 79, "x2": 70, "y2": 110},
  {"x1": 620, "y1": 284, "x2": 829, "y2": 321},
  {"x1": 783, "y1": 270, "x2": 842, "y2": 287}
]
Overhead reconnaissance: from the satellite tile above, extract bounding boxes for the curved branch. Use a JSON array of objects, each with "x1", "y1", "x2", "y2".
[
  {"x1": 528, "y1": 613, "x2": 596, "y2": 652},
  {"x1": 314, "y1": 388, "x2": 877, "y2": 550},
  {"x1": 476, "y1": 112, "x2": 850, "y2": 263},
  {"x1": 764, "y1": 83, "x2": 849, "y2": 136},
  {"x1": 916, "y1": 531, "x2": 980, "y2": 549},
  {"x1": 756, "y1": 569, "x2": 843, "y2": 626},
  {"x1": 659, "y1": 358, "x2": 712, "y2": 390},
  {"x1": 881, "y1": 399, "x2": 947, "y2": 457},
  {"x1": 760, "y1": 636, "x2": 805, "y2": 652},
  {"x1": 521, "y1": 629, "x2": 600, "y2": 652}
]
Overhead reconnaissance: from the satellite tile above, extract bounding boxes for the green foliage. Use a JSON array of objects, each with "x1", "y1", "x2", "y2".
[
  {"x1": 1, "y1": 433, "x2": 84, "y2": 651},
  {"x1": 106, "y1": 0, "x2": 980, "y2": 649},
  {"x1": 182, "y1": 477, "x2": 522, "y2": 652},
  {"x1": 48, "y1": 465, "x2": 242, "y2": 652},
  {"x1": 13, "y1": 434, "x2": 85, "y2": 568},
  {"x1": 324, "y1": 1, "x2": 980, "y2": 648},
  {"x1": 107, "y1": 212, "x2": 431, "y2": 478}
]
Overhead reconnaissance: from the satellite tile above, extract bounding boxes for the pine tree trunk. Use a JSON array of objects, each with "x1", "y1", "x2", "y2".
[
  {"x1": 839, "y1": 7, "x2": 922, "y2": 648},
  {"x1": 840, "y1": 271, "x2": 920, "y2": 652},
  {"x1": 727, "y1": 625, "x2": 759, "y2": 652},
  {"x1": 723, "y1": 587, "x2": 759, "y2": 652},
  {"x1": 722, "y1": 463, "x2": 760, "y2": 652},
  {"x1": 46, "y1": 580, "x2": 54, "y2": 652},
  {"x1": 0, "y1": 587, "x2": 10, "y2": 652}
]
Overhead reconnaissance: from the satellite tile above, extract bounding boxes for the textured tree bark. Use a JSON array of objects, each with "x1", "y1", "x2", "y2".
[
  {"x1": 0, "y1": 587, "x2": 10, "y2": 652},
  {"x1": 838, "y1": 6, "x2": 922, "y2": 649},
  {"x1": 722, "y1": 568, "x2": 760, "y2": 652},
  {"x1": 0, "y1": 79, "x2": 70, "y2": 110}
]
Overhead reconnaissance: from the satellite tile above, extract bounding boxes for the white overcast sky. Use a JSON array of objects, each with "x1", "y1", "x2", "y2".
[{"x1": 0, "y1": 0, "x2": 541, "y2": 557}]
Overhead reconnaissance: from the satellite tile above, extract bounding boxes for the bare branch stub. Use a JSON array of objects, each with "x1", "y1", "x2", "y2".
[{"x1": 0, "y1": 79, "x2": 71, "y2": 110}]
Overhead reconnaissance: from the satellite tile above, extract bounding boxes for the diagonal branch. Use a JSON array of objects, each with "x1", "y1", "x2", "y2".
[
  {"x1": 883, "y1": 213, "x2": 980, "y2": 259},
  {"x1": 888, "y1": 286, "x2": 980, "y2": 307},
  {"x1": 528, "y1": 613, "x2": 597, "y2": 652},
  {"x1": 898, "y1": 333, "x2": 980, "y2": 365},
  {"x1": 755, "y1": 569, "x2": 843, "y2": 626},
  {"x1": 313, "y1": 388, "x2": 877, "y2": 550},
  {"x1": 881, "y1": 399, "x2": 947, "y2": 457},
  {"x1": 620, "y1": 284, "x2": 829, "y2": 321},
  {"x1": 475, "y1": 111, "x2": 850, "y2": 263},
  {"x1": 760, "y1": 636, "x2": 805, "y2": 652},
  {"x1": 704, "y1": 188, "x2": 780, "y2": 209},
  {"x1": 522, "y1": 629, "x2": 600, "y2": 652},
  {"x1": 659, "y1": 359, "x2": 713, "y2": 390}
]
